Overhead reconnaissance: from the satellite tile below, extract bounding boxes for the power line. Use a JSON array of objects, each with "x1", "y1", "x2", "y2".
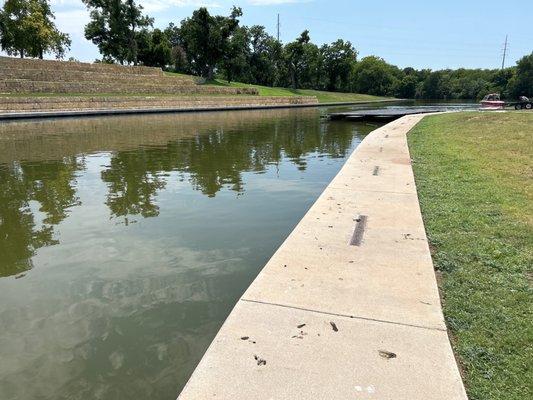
[
  {"x1": 277, "y1": 13, "x2": 280, "y2": 42},
  {"x1": 501, "y1": 35, "x2": 508, "y2": 69}
]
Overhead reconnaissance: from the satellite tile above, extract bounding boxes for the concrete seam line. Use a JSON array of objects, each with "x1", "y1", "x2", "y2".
[
  {"x1": 240, "y1": 298, "x2": 447, "y2": 332},
  {"x1": 327, "y1": 186, "x2": 415, "y2": 196}
]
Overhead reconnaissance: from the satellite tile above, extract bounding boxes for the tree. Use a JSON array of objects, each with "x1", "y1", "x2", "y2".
[
  {"x1": 0, "y1": 0, "x2": 70, "y2": 59},
  {"x1": 508, "y1": 52, "x2": 533, "y2": 97},
  {"x1": 299, "y1": 40, "x2": 322, "y2": 89},
  {"x1": 178, "y1": 6, "x2": 242, "y2": 79},
  {"x1": 321, "y1": 39, "x2": 357, "y2": 91},
  {"x1": 163, "y1": 22, "x2": 189, "y2": 73},
  {"x1": 352, "y1": 56, "x2": 400, "y2": 96},
  {"x1": 137, "y1": 28, "x2": 172, "y2": 68},
  {"x1": 24, "y1": 0, "x2": 71, "y2": 58},
  {"x1": 395, "y1": 74, "x2": 418, "y2": 98},
  {"x1": 284, "y1": 30, "x2": 311, "y2": 89},
  {"x1": 0, "y1": 0, "x2": 29, "y2": 58},
  {"x1": 82, "y1": 0, "x2": 153, "y2": 65},
  {"x1": 221, "y1": 26, "x2": 250, "y2": 83},
  {"x1": 248, "y1": 25, "x2": 276, "y2": 86},
  {"x1": 265, "y1": 37, "x2": 284, "y2": 87}
]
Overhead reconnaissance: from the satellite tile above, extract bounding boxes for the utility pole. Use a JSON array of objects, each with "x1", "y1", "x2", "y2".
[
  {"x1": 501, "y1": 35, "x2": 508, "y2": 69},
  {"x1": 277, "y1": 14, "x2": 280, "y2": 42}
]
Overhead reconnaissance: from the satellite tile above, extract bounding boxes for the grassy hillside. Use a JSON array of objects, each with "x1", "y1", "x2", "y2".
[
  {"x1": 209, "y1": 79, "x2": 392, "y2": 103},
  {"x1": 164, "y1": 72, "x2": 392, "y2": 103}
]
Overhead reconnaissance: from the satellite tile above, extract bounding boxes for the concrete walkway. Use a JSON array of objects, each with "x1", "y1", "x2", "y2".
[{"x1": 178, "y1": 115, "x2": 468, "y2": 400}]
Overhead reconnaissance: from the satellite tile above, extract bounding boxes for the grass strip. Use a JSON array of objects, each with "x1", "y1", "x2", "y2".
[{"x1": 408, "y1": 112, "x2": 532, "y2": 400}]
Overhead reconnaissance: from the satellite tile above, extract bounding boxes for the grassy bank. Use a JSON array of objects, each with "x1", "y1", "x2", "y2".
[
  {"x1": 163, "y1": 72, "x2": 392, "y2": 103},
  {"x1": 408, "y1": 112, "x2": 532, "y2": 400},
  {"x1": 206, "y1": 78, "x2": 392, "y2": 103}
]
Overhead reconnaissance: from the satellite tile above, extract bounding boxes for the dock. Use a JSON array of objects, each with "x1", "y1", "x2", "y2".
[{"x1": 328, "y1": 107, "x2": 448, "y2": 121}]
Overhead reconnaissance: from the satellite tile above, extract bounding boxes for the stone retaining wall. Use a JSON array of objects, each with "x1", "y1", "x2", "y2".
[
  {"x1": 0, "y1": 67, "x2": 199, "y2": 85},
  {"x1": 0, "y1": 56, "x2": 255, "y2": 96},
  {"x1": 0, "y1": 81, "x2": 259, "y2": 95},
  {"x1": 0, "y1": 56, "x2": 162, "y2": 75},
  {"x1": 0, "y1": 95, "x2": 318, "y2": 113}
]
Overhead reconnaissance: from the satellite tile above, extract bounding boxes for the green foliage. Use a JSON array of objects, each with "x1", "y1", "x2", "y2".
[
  {"x1": 0, "y1": 0, "x2": 70, "y2": 59},
  {"x1": 508, "y1": 52, "x2": 533, "y2": 97},
  {"x1": 177, "y1": 6, "x2": 242, "y2": 79},
  {"x1": 221, "y1": 26, "x2": 250, "y2": 83},
  {"x1": 321, "y1": 39, "x2": 357, "y2": 91},
  {"x1": 82, "y1": 0, "x2": 153, "y2": 65},
  {"x1": 160, "y1": 5, "x2": 533, "y2": 100},
  {"x1": 137, "y1": 28, "x2": 171, "y2": 68},
  {"x1": 284, "y1": 30, "x2": 312, "y2": 89},
  {"x1": 248, "y1": 25, "x2": 283, "y2": 86},
  {"x1": 395, "y1": 72, "x2": 418, "y2": 98},
  {"x1": 352, "y1": 56, "x2": 400, "y2": 96}
]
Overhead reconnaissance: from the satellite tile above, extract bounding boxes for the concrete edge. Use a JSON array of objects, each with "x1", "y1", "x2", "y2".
[
  {"x1": 176, "y1": 113, "x2": 468, "y2": 400},
  {"x1": 0, "y1": 99, "x2": 403, "y2": 122}
]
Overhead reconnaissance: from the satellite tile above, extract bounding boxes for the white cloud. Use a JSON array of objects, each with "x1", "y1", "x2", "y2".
[
  {"x1": 50, "y1": 0, "x2": 85, "y2": 7},
  {"x1": 55, "y1": 9, "x2": 90, "y2": 37},
  {"x1": 139, "y1": 0, "x2": 223, "y2": 13},
  {"x1": 50, "y1": 0, "x2": 224, "y2": 15}
]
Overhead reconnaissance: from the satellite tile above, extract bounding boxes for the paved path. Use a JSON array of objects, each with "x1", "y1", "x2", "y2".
[{"x1": 178, "y1": 114, "x2": 468, "y2": 400}]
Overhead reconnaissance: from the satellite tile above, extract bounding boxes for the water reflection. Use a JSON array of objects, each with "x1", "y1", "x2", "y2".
[
  {"x1": 0, "y1": 109, "x2": 374, "y2": 399},
  {"x1": 0, "y1": 157, "x2": 82, "y2": 277}
]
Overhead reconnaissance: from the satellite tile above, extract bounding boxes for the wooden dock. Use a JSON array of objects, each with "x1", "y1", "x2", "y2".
[{"x1": 328, "y1": 107, "x2": 447, "y2": 122}]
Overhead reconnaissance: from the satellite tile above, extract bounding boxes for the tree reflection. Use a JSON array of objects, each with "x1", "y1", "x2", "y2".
[
  {"x1": 0, "y1": 158, "x2": 83, "y2": 277},
  {"x1": 101, "y1": 115, "x2": 355, "y2": 222},
  {"x1": 0, "y1": 111, "x2": 361, "y2": 275},
  {"x1": 101, "y1": 151, "x2": 166, "y2": 220}
]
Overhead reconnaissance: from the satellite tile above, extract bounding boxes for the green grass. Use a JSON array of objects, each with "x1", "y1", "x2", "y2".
[
  {"x1": 206, "y1": 78, "x2": 392, "y2": 103},
  {"x1": 408, "y1": 112, "x2": 533, "y2": 400},
  {"x1": 163, "y1": 71, "x2": 393, "y2": 103}
]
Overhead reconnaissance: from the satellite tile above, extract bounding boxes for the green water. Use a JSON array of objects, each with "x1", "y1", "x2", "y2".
[{"x1": 0, "y1": 108, "x2": 375, "y2": 400}]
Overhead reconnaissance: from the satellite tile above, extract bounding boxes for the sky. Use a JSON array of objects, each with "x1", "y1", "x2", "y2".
[{"x1": 2, "y1": 0, "x2": 532, "y2": 70}]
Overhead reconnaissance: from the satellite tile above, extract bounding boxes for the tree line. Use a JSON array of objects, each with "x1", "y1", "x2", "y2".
[{"x1": 1, "y1": 0, "x2": 532, "y2": 99}]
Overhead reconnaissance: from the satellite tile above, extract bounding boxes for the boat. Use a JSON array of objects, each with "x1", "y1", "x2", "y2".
[{"x1": 480, "y1": 93, "x2": 505, "y2": 109}]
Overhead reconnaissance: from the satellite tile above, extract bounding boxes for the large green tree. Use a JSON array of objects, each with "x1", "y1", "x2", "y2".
[
  {"x1": 352, "y1": 56, "x2": 400, "y2": 96},
  {"x1": 163, "y1": 22, "x2": 189, "y2": 72},
  {"x1": 221, "y1": 25, "x2": 250, "y2": 83},
  {"x1": 248, "y1": 25, "x2": 273, "y2": 85},
  {"x1": 82, "y1": 0, "x2": 152, "y2": 65},
  {"x1": 0, "y1": 0, "x2": 70, "y2": 58},
  {"x1": 137, "y1": 28, "x2": 172, "y2": 68},
  {"x1": 178, "y1": 6, "x2": 242, "y2": 79},
  {"x1": 284, "y1": 30, "x2": 311, "y2": 89},
  {"x1": 321, "y1": 39, "x2": 357, "y2": 92}
]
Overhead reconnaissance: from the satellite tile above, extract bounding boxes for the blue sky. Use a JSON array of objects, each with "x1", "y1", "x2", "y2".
[{"x1": 3, "y1": 0, "x2": 532, "y2": 69}]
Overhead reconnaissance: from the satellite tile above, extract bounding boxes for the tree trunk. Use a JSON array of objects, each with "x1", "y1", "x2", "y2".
[
  {"x1": 207, "y1": 66, "x2": 214, "y2": 81},
  {"x1": 291, "y1": 69, "x2": 297, "y2": 89}
]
